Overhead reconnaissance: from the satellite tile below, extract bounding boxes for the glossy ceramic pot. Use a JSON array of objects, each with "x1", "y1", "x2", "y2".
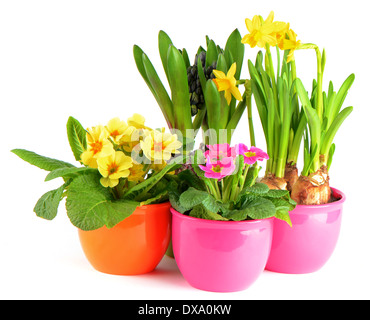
[
  {"x1": 78, "y1": 202, "x2": 171, "y2": 275},
  {"x1": 266, "y1": 188, "x2": 345, "y2": 274},
  {"x1": 171, "y1": 208, "x2": 274, "y2": 292}
]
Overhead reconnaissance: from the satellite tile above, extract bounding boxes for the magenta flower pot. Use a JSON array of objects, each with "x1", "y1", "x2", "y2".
[
  {"x1": 266, "y1": 188, "x2": 345, "y2": 274},
  {"x1": 171, "y1": 208, "x2": 274, "y2": 292}
]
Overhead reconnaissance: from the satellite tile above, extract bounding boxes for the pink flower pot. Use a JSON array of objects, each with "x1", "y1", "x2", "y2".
[
  {"x1": 171, "y1": 208, "x2": 274, "y2": 292},
  {"x1": 266, "y1": 188, "x2": 345, "y2": 274}
]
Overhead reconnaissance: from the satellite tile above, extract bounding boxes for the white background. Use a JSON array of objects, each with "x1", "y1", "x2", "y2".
[{"x1": 1, "y1": 0, "x2": 369, "y2": 300}]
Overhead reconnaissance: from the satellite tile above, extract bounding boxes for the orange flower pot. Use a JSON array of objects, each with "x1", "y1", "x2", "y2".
[{"x1": 78, "y1": 202, "x2": 171, "y2": 275}]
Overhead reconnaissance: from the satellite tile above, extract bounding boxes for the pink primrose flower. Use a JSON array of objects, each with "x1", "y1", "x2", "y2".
[
  {"x1": 204, "y1": 143, "x2": 237, "y2": 161},
  {"x1": 236, "y1": 144, "x2": 269, "y2": 165},
  {"x1": 199, "y1": 155, "x2": 236, "y2": 180}
]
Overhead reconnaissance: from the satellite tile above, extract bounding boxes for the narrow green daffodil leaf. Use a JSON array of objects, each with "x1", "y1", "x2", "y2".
[
  {"x1": 320, "y1": 106, "x2": 353, "y2": 163},
  {"x1": 331, "y1": 74, "x2": 355, "y2": 120},
  {"x1": 295, "y1": 78, "x2": 321, "y2": 150}
]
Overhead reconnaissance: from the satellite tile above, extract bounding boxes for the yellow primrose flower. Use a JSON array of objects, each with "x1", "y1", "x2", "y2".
[
  {"x1": 151, "y1": 160, "x2": 167, "y2": 172},
  {"x1": 81, "y1": 126, "x2": 114, "y2": 168},
  {"x1": 242, "y1": 11, "x2": 278, "y2": 48},
  {"x1": 97, "y1": 151, "x2": 133, "y2": 188},
  {"x1": 127, "y1": 113, "x2": 151, "y2": 130},
  {"x1": 120, "y1": 127, "x2": 149, "y2": 153},
  {"x1": 106, "y1": 117, "x2": 132, "y2": 145},
  {"x1": 127, "y1": 163, "x2": 146, "y2": 182},
  {"x1": 140, "y1": 129, "x2": 182, "y2": 163},
  {"x1": 279, "y1": 29, "x2": 301, "y2": 63},
  {"x1": 212, "y1": 63, "x2": 243, "y2": 105}
]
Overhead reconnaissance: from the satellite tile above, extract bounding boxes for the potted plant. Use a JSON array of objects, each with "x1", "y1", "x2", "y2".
[
  {"x1": 169, "y1": 143, "x2": 295, "y2": 292},
  {"x1": 11, "y1": 114, "x2": 183, "y2": 275},
  {"x1": 241, "y1": 11, "x2": 354, "y2": 273},
  {"x1": 134, "y1": 29, "x2": 250, "y2": 256}
]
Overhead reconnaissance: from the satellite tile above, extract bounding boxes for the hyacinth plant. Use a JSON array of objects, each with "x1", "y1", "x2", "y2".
[
  {"x1": 242, "y1": 11, "x2": 354, "y2": 204},
  {"x1": 134, "y1": 29, "x2": 249, "y2": 146},
  {"x1": 170, "y1": 143, "x2": 295, "y2": 225},
  {"x1": 11, "y1": 114, "x2": 183, "y2": 231}
]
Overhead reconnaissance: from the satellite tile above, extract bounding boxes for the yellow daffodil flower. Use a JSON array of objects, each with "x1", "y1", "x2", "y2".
[
  {"x1": 242, "y1": 11, "x2": 278, "y2": 48},
  {"x1": 279, "y1": 29, "x2": 301, "y2": 63},
  {"x1": 140, "y1": 129, "x2": 182, "y2": 163},
  {"x1": 97, "y1": 151, "x2": 133, "y2": 188},
  {"x1": 81, "y1": 126, "x2": 114, "y2": 168},
  {"x1": 106, "y1": 117, "x2": 133, "y2": 145},
  {"x1": 212, "y1": 63, "x2": 243, "y2": 105},
  {"x1": 242, "y1": 11, "x2": 289, "y2": 49}
]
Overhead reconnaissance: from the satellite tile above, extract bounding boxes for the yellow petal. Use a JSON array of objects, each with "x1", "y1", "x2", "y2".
[
  {"x1": 100, "y1": 177, "x2": 119, "y2": 188},
  {"x1": 245, "y1": 18, "x2": 253, "y2": 32},
  {"x1": 213, "y1": 78, "x2": 230, "y2": 92},
  {"x1": 224, "y1": 90, "x2": 232, "y2": 105},
  {"x1": 261, "y1": 34, "x2": 278, "y2": 47},
  {"x1": 227, "y1": 63, "x2": 237, "y2": 78},
  {"x1": 252, "y1": 15, "x2": 261, "y2": 29},
  {"x1": 274, "y1": 22, "x2": 289, "y2": 34},
  {"x1": 81, "y1": 150, "x2": 97, "y2": 168},
  {"x1": 110, "y1": 169, "x2": 130, "y2": 180},
  {"x1": 212, "y1": 69, "x2": 226, "y2": 79},
  {"x1": 265, "y1": 11, "x2": 274, "y2": 24},
  {"x1": 230, "y1": 85, "x2": 243, "y2": 101}
]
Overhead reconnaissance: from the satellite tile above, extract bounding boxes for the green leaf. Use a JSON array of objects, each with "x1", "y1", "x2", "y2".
[
  {"x1": 45, "y1": 167, "x2": 97, "y2": 182},
  {"x1": 201, "y1": 194, "x2": 223, "y2": 214},
  {"x1": 133, "y1": 45, "x2": 156, "y2": 94},
  {"x1": 222, "y1": 208, "x2": 249, "y2": 221},
  {"x1": 244, "y1": 182, "x2": 270, "y2": 195},
  {"x1": 216, "y1": 53, "x2": 228, "y2": 74},
  {"x1": 266, "y1": 189, "x2": 290, "y2": 198},
  {"x1": 169, "y1": 190, "x2": 187, "y2": 214},
  {"x1": 66, "y1": 116, "x2": 86, "y2": 162},
  {"x1": 123, "y1": 161, "x2": 180, "y2": 201},
  {"x1": 205, "y1": 80, "x2": 221, "y2": 132},
  {"x1": 177, "y1": 169, "x2": 206, "y2": 191},
  {"x1": 320, "y1": 106, "x2": 353, "y2": 161},
  {"x1": 11, "y1": 149, "x2": 75, "y2": 171},
  {"x1": 179, "y1": 187, "x2": 209, "y2": 210},
  {"x1": 331, "y1": 73, "x2": 355, "y2": 120},
  {"x1": 189, "y1": 204, "x2": 227, "y2": 221},
  {"x1": 327, "y1": 143, "x2": 335, "y2": 171},
  {"x1": 142, "y1": 53, "x2": 175, "y2": 128},
  {"x1": 224, "y1": 28, "x2": 244, "y2": 79},
  {"x1": 181, "y1": 48, "x2": 190, "y2": 69},
  {"x1": 243, "y1": 165, "x2": 261, "y2": 188},
  {"x1": 197, "y1": 57, "x2": 207, "y2": 93},
  {"x1": 205, "y1": 39, "x2": 218, "y2": 68},
  {"x1": 139, "y1": 190, "x2": 168, "y2": 206},
  {"x1": 34, "y1": 183, "x2": 67, "y2": 220},
  {"x1": 275, "y1": 209, "x2": 292, "y2": 227},
  {"x1": 295, "y1": 78, "x2": 321, "y2": 148},
  {"x1": 158, "y1": 30, "x2": 173, "y2": 82},
  {"x1": 65, "y1": 172, "x2": 139, "y2": 230},
  {"x1": 243, "y1": 197, "x2": 276, "y2": 220},
  {"x1": 167, "y1": 45, "x2": 193, "y2": 132}
]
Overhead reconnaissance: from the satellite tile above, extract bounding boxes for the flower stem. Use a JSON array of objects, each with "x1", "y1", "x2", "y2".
[{"x1": 245, "y1": 80, "x2": 255, "y2": 147}]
